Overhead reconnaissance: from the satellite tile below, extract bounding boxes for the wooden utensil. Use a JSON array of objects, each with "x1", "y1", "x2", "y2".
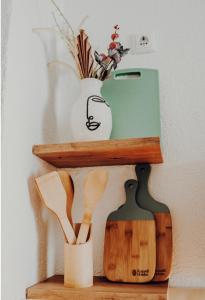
[
  {"x1": 104, "y1": 179, "x2": 156, "y2": 283},
  {"x1": 57, "y1": 169, "x2": 74, "y2": 227},
  {"x1": 76, "y1": 169, "x2": 108, "y2": 244},
  {"x1": 35, "y1": 171, "x2": 76, "y2": 244},
  {"x1": 135, "y1": 164, "x2": 172, "y2": 281}
]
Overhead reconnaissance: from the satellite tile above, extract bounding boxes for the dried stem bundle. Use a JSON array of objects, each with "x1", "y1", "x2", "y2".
[{"x1": 50, "y1": 1, "x2": 129, "y2": 81}]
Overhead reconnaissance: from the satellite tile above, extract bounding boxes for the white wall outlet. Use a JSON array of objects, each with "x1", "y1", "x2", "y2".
[{"x1": 128, "y1": 33, "x2": 157, "y2": 55}]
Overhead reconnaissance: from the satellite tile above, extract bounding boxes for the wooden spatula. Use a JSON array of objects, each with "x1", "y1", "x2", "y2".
[
  {"x1": 76, "y1": 169, "x2": 108, "y2": 244},
  {"x1": 104, "y1": 179, "x2": 156, "y2": 283},
  {"x1": 135, "y1": 164, "x2": 172, "y2": 281},
  {"x1": 57, "y1": 170, "x2": 74, "y2": 227},
  {"x1": 35, "y1": 171, "x2": 76, "y2": 244}
]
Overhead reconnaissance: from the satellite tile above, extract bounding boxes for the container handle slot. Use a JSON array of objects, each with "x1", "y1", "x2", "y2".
[{"x1": 114, "y1": 72, "x2": 141, "y2": 80}]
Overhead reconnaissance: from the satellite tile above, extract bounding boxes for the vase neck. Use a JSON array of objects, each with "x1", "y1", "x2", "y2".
[{"x1": 81, "y1": 78, "x2": 102, "y2": 94}]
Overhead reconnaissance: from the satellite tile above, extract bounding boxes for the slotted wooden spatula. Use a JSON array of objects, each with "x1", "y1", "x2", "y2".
[
  {"x1": 135, "y1": 164, "x2": 172, "y2": 281},
  {"x1": 76, "y1": 169, "x2": 108, "y2": 244},
  {"x1": 104, "y1": 179, "x2": 156, "y2": 283},
  {"x1": 35, "y1": 171, "x2": 76, "y2": 244}
]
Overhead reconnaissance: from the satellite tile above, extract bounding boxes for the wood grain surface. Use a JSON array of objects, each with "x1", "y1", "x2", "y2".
[
  {"x1": 26, "y1": 275, "x2": 168, "y2": 300},
  {"x1": 153, "y1": 213, "x2": 172, "y2": 281},
  {"x1": 135, "y1": 164, "x2": 173, "y2": 281},
  {"x1": 32, "y1": 137, "x2": 163, "y2": 168},
  {"x1": 57, "y1": 170, "x2": 74, "y2": 227},
  {"x1": 76, "y1": 169, "x2": 108, "y2": 244},
  {"x1": 104, "y1": 220, "x2": 156, "y2": 283},
  {"x1": 35, "y1": 172, "x2": 76, "y2": 244}
]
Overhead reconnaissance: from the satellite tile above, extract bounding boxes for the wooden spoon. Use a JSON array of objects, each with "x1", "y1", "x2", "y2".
[
  {"x1": 35, "y1": 171, "x2": 76, "y2": 244},
  {"x1": 57, "y1": 169, "x2": 74, "y2": 227},
  {"x1": 76, "y1": 169, "x2": 108, "y2": 244}
]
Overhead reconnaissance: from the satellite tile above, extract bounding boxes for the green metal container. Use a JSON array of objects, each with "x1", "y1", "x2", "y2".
[{"x1": 101, "y1": 68, "x2": 161, "y2": 139}]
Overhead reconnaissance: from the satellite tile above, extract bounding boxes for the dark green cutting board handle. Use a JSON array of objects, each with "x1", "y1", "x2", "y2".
[
  {"x1": 107, "y1": 179, "x2": 154, "y2": 221},
  {"x1": 135, "y1": 164, "x2": 170, "y2": 213}
]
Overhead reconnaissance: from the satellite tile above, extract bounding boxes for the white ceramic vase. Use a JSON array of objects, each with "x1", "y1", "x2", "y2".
[{"x1": 70, "y1": 78, "x2": 112, "y2": 141}]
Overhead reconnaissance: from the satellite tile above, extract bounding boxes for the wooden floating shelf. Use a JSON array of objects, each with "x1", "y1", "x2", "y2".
[
  {"x1": 32, "y1": 137, "x2": 163, "y2": 168},
  {"x1": 26, "y1": 275, "x2": 168, "y2": 300}
]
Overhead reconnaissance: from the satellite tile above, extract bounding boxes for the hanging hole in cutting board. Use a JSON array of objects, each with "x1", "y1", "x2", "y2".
[
  {"x1": 114, "y1": 72, "x2": 141, "y2": 80},
  {"x1": 128, "y1": 183, "x2": 134, "y2": 189}
]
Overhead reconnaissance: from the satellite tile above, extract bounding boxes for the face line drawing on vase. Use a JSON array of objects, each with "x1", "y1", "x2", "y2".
[{"x1": 86, "y1": 95, "x2": 110, "y2": 131}]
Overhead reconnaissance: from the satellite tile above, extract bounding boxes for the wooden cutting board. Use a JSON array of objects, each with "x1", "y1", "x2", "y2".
[
  {"x1": 135, "y1": 164, "x2": 172, "y2": 281},
  {"x1": 104, "y1": 179, "x2": 156, "y2": 283},
  {"x1": 101, "y1": 68, "x2": 161, "y2": 139}
]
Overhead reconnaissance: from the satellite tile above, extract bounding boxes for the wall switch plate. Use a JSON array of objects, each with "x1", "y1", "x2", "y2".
[{"x1": 129, "y1": 33, "x2": 157, "y2": 55}]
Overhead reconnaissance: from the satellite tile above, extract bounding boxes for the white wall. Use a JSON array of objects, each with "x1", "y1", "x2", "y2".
[
  {"x1": 2, "y1": 0, "x2": 205, "y2": 299},
  {"x1": 2, "y1": 1, "x2": 58, "y2": 300}
]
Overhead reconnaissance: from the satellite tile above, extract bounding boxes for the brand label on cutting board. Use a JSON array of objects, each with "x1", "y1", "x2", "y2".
[{"x1": 132, "y1": 269, "x2": 149, "y2": 277}]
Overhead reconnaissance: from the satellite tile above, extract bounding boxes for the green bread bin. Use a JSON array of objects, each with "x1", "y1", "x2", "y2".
[{"x1": 101, "y1": 68, "x2": 161, "y2": 139}]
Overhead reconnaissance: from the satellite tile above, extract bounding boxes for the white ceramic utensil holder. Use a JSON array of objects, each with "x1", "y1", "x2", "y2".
[{"x1": 64, "y1": 223, "x2": 93, "y2": 288}]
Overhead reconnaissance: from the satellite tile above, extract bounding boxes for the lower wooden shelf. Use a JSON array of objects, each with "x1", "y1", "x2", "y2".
[{"x1": 26, "y1": 275, "x2": 168, "y2": 300}]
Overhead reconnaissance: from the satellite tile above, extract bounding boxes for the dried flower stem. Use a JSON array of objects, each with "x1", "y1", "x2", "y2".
[
  {"x1": 52, "y1": 12, "x2": 83, "y2": 78},
  {"x1": 50, "y1": 0, "x2": 75, "y2": 37},
  {"x1": 78, "y1": 15, "x2": 89, "y2": 31},
  {"x1": 48, "y1": 60, "x2": 79, "y2": 78},
  {"x1": 52, "y1": 10, "x2": 76, "y2": 49}
]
